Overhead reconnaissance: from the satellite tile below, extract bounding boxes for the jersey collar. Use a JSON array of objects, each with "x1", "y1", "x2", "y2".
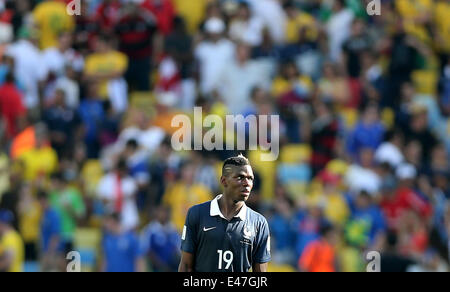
[{"x1": 210, "y1": 194, "x2": 247, "y2": 221}]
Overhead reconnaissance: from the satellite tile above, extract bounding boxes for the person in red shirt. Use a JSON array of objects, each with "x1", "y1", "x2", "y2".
[
  {"x1": 95, "y1": 0, "x2": 122, "y2": 33},
  {"x1": 141, "y1": 0, "x2": 175, "y2": 36},
  {"x1": 380, "y1": 165, "x2": 432, "y2": 231},
  {"x1": 0, "y1": 72, "x2": 26, "y2": 139},
  {"x1": 74, "y1": 0, "x2": 100, "y2": 54},
  {"x1": 115, "y1": 2, "x2": 157, "y2": 91}
]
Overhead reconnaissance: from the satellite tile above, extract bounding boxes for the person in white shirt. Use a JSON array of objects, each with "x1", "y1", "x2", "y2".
[
  {"x1": 5, "y1": 27, "x2": 48, "y2": 110},
  {"x1": 195, "y1": 17, "x2": 235, "y2": 95},
  {"x1": 247, "y1": 0, "x2": 286, "y2": 45},
  {"x1": 42, "y1": 32, "x2": 84, "y2": 78},
  {"x1": 326, "y1": 0, "x2": 354, "y2": 62},
  {"x1": 97, "y1": 159, "x2": 139, "y2": 231},
  {"x1": 346, "y1": 148, "x2": 381, "y2": 196},
  {"x1": 374, "y1": 129, "x2": 405, "y2": 169},
  {"x1": 229, "y1": 2, "x2": 265, "y2": 47},
  {"x1": 218, "y1": 43, "x2": 271, "y2": 114}
]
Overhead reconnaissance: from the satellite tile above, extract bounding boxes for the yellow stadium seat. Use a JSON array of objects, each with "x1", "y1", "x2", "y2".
[
  {"x1": 412, "y1": 70, "x2": 439, "y2": 96},
  {"x1": 340, "y1": 108, "x2": 359, "y2": 130},
  {"x1": 80, "y1": 160, "x2": 104, "y2": 198},
  {"x1": 326, "y1": 159, "x2": 349, "y2": 177},
  {"x1": 130, "y1": 91, "x2": 156, "y2": 112},
  {"x1": 74, "y1": 228, "x2": 101, "y2": 249},
  {"x1": 280, "y1": 144, "x2": 312, "y2": 164},
  {"x1": 73, "y1": 227, "x2": 102, "y2": 272},
  {"x1": 381, "y1": 107, "x2": 395, "y2": 130},
  {"x1": 285, "y1": 182, "x2": 308, "y2": 201},
  {"x1": 248, "y1": 150, "x2": 277, "y2": 202}
]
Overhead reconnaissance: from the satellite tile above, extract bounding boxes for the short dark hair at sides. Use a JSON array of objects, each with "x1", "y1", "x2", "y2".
[{"x1": 222, "y1": 154, "x2": 250, "y2": 177}]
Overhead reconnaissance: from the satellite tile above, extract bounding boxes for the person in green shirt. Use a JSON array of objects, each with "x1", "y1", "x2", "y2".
[{"x1": 49, "y1": 172, "x2": 86, "y2": 254}]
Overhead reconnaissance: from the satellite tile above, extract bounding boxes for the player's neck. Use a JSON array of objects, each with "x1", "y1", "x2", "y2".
[{"x1": 219, "y1": 195, "x2": 244, "y2": 221}]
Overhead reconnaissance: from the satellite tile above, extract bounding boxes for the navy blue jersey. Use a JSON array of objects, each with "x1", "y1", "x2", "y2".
[{"x1": 181, "y1": 195, "x2": 271, "y2": 272}]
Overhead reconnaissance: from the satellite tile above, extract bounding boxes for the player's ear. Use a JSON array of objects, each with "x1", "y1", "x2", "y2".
[{"x1": 220, "y1": 175, "x2": 228, "y2": 187}]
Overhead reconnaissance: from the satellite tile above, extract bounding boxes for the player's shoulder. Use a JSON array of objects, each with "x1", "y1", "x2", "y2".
[
  {"x1": 187, "y1": 200, "x2": 212, "y2": 218},
  {"x1": 246, "y1": 206, "x2": 268, "y2": 225}
]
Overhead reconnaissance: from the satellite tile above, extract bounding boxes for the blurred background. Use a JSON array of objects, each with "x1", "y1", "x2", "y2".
[{"x1": 0, "y1": 0, "x2": 449, "y2": 272}]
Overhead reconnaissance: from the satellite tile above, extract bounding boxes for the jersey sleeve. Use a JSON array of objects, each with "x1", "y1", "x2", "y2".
[
  {"x1": 253, "y1": 217, "x2": 271, "y2": 264},
  {"x1": 180, "y1": 206, "x2": 198, "y2": 254}
]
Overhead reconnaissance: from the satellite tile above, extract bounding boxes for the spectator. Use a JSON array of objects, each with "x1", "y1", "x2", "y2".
[
  {"x1": 18, "y1": 123, "x2": 58, "y2": 183},
  {"x1": 115, "y1": 2, "x2": 157, "y2": 92},
  {"x1": 97, "y1": 159, "x2": 139, "y2": 231},
  {"x1": 407, "y1": 249, "x2": 449, "y2": 272},
  {"x1": 347, "y1": 103, "x2": 385, "y2": 160},
  {"x1": 5, "y1": 26, "x2": 48, "y2": 111},
  {"x1": 74, "y1": 0, "x2": 100, "y2": 55},
  {"x1": 246, "y1": 0, "x2": 286, "y2": 45},
  {"x1": 43, "y1": 89, "x2": 82, "y2": 158},
  {"x1": 345, "y1": 148, "x2": 382, "y2": 196},
  {"x1": 294, "y1": 203, "x2": 329, "y2": 261},
  {"x1": 37, "y1": 190, "x2": 63, "y2": 271},
  {"x1": 317, "y1": 62, "x2": 351, "y2": 106},
  {"x1": 122, "y1": 139, "x2": 150, "y2": 210},
  {"x1": 54, "y1": 65, "x2": 81, "y2": 110},
  {"x1": 2, "y1": 0, "x2": 32, "y2": 37},
  {"x1": 83, "y1": 34, "x2": 128, "y2": 106},
  {"x1": 381, "y1": 164, "x2": 432, "y2": 230},
  {"x1": 326, "y1": 0, "x2": 354, "y2": 62},
  {"x1": 42, "y1": 31, "x2": 84, "y2": 80},
  {"x1": 49, "y1": 172, "x2": 86, "y2": 255},
  {"x1": 94, "y1": 0, "x2": 122, "y2": 34},
  {"x1": 101, "y1": 212, "x2": 145, "y2": 272},
  {"x1": 298, "y1": 223, "x2": 339, "y2": 272},
  {"x1": 31, "y1": 0, "x2": 75, "y2": 50},
  {"x1": 0, "y1": 72, "x2": 26, "y2": 139},
  {"x1": 346, "y1": 191, "x2": 387, "y2": 248},
  {"x1": 78, "y1": 82, "x2": 105, "y2": 159},
  {"x1": 283, "y1": 1, "x2": 318, "y2": 45},
  {"x1": 310, "y1": 100, "x2": 339, "y2": 175},
  {"x1": 380, "y1": 230, "x2": 416, "y2": 272},
  {"x1": 0, "y1": 209, "x2": 24, "y2": 272},
  {"x1": 404, "y1": 107, "x2": 439, "y2": 164},
  {"x1": 272, "y1": 61, "x2": 314, "y2": 105},
  {"x1": 141, "y1": 0, "x2": 175, "y2": 36},
  {"x1": 141, "y1": 206, "x2": 181, "y2": 272},
  {"x1": 374, "y1": 129, "x2": 405, "y2": 169},
  {"x1": 342, "y1": 19, "x2": 373, "y2": 108},
  {"x1": 162, "y1": 161, "x2": 212, "y2": 232},
  {"x1": 228, "y1": 2, "x2": 264, "y2": 47},
  {"x1": 310, "y1": 170, "x2": 349, "y2": 227},
  {"x1": 148, "y1": 136, "x2": 181, "y2": 205},
  {"x1": 439, "y1": 57, "x2": 450, "y2": 116},
  {"x1": 269, "y1": 197, "x2": 296, "y2": 266},
  {"x1": 218, "y1": 43, "x2": 271, "y2": 115},
  {"x1": 164, "y1": 16, "x2": 196, "y2": 110},
  {"x1": 16, "y1": 183, "x2": 40, "y2": 264},
  {"x1": 195, "y1": 17, "x2": 235, "y2": 95}
]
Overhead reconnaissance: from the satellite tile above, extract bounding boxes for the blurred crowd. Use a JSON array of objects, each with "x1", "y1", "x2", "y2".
[{"x1": 0, "y1": 0, "x2": 449, "y2": 272}]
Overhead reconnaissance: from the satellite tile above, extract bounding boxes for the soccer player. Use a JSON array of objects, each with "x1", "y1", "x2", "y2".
[{"x1": 179, "y1": 154, "x2": 271, "y2": 272}]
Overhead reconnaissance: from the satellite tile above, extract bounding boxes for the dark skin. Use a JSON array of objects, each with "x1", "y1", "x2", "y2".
[{"x1": 179, "y1": 165, "x2": 268, "y2": 272}]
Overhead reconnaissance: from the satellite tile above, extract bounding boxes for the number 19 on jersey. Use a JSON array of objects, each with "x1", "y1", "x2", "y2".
[{"x1": 217, "y1": 250, "x2": 233, "y2": 270}]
